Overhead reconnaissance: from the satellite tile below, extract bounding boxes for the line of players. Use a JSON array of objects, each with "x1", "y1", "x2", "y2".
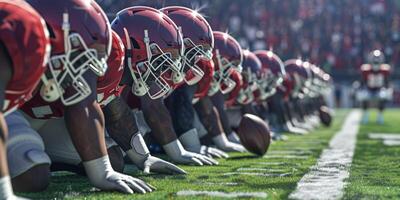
[{"x1": 0, "y1": 1, "x2": 333, "y2": 198}]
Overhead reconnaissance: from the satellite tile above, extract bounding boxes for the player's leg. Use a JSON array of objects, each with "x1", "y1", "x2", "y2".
[
  {"x1": 377, "y1": 100, "x2": 386, "y2": 124},
  {"x1": 6, "y1": 111, "x2": 51, "y2": 192},
  {"x1": 361, "y1": 99, "x2": 369, "y2": 124}
]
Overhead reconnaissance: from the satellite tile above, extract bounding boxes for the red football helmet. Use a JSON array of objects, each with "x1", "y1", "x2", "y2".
[
  {"x1": 112, "y1": 6, "x2": 184, "y2": 99},
  {"x1": 225, "y1": 70, "x2": 243, "y2": 107},
  {"x1": 192, "y1": 58, "x2": 215, "y2": 103},
  {"x1": 368, "y1": 49, "x2": 385, "y2": 70},
  {"x1": 97, "y1": 31, "x2": 125, "y2": 106},
  {"x1": 254, "y1": 50, "x2": 285, "y2": 100},
  {"x1": 160, "y1": 6, "x2": 214, "y2": 85},
  {"x1": 27, "y1": 0, "x2": 112, "y2": 106},
  {"x1": 209, "y1": 31, "x2": 243, "y2": 96},
  {"x1": 283, "y1": 59, "x2": 309, "y2": 98},
  {"x1": 1, "y1": 0, "x2": 50, "y2": 115},
  {"x1": 236, "y1": 50, "x2": 261, "y2": 105}
]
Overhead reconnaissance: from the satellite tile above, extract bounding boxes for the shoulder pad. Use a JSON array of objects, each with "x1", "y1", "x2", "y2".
[
  {"x1": 381, "y1": 64, "x2": 391, "y2": 71},
  {"x1": 360, "y1": 64, "x2": 371, "y2": 71}
]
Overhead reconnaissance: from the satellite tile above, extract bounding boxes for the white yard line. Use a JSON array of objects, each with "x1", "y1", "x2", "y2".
[
  {"x1": 223, "y1": 172, "x2": 292, "y2": 177},
  {"x1": 368, "y1": 133, "x2": 400, "y2": 140},
  {"x1": 289, "y1": 110, "x2": 362, "y2": 200},
  {"x1": 264, "y1": 155, "x2": 309, "y2": 159},
  {"x1": 177, "y1": 190, "x2": 267, "y2": 198}
]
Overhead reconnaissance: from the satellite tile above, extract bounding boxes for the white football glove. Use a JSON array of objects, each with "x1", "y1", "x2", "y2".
[
  {"x1": 0, "y1": 176, "x2": 29, "y2": 200},
  {"x1": 126, "y1": 134, "x2": 186, "y2": 175},
  {"x1": 163, "y1": 140, "x2": 218, "y2": 166},
  {"x1": 227, "y1": 131, "x2": 241, "y2": 144},
  {"x1": 179, "y1": 129, "x2": 228, "y2": 158},
  {"x1": 212, "y1": 134, "x2": 247, "y2": 153},
  {"x1": 83, "y1": 156, "x2": 154, "y2": 194},
  {"x1": 199, "y1": 145, "x2": 229, "y2": 158}
]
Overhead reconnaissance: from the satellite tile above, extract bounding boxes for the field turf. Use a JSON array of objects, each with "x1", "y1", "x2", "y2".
[{"x1": 17, "y1": 109, "x2": 400, "y2": 199}]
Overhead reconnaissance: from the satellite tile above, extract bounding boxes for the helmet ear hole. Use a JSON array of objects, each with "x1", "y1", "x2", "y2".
[{"x1": 130, "y1": 37, "x2": 140, "y2": 49}]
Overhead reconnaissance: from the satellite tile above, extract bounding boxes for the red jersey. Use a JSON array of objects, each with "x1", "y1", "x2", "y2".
[
  {"x1": 360, "y1": 64, "x2": 390, "y2": 90},
  {"x1": 1, "y1": 0, "x2": 50, "y2": 115}
]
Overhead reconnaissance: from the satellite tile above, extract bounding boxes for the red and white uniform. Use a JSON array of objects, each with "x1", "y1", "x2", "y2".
[
  {"x1": 361, "y1": 64, "x2": 390, "y2": 91},
  {"x1": 5, "y1": 31, "x2": 124, "y2": 178},
  {"x1": 21, "y1": 31, "x2": 125, "y2": 119},
  {"x1": 356, "y1": 63, "x2": 392, "y2": 102},
  {"x1": 1, "y1": 0, "x2": 50, "y2": 116}
]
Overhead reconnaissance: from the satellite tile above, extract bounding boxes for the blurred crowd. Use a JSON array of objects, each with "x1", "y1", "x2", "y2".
[{"x1": 99, "y1": 0, "x2": 400, "y2": 81}]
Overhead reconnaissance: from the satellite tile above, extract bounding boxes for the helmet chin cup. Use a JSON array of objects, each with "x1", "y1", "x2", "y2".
[
  {"x1": 221, "y1": 78, "x2": 236, "y2": 94},
  {"x1": 208, "y1": 81, "x2": 220, "y2": 96},
  {"x1": 40, "y1": 79, "x2": 61, "y2": 103},
  {"x1": 132, "y1": 80, "x2": 148, "y2": 97},
  {"x1": 172, "y1": 71, "x2": 184, "y2": 84}
]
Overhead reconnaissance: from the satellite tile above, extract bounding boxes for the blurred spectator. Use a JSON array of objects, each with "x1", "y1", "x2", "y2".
[{"x1": 98, "y1": 0, "x2": 400, "y2": 81}]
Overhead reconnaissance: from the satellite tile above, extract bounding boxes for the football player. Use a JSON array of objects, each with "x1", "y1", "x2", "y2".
[
  {"x1": 253, "y1": 50, "x2": 287, "y2": 140},
  {"x1": 358, "y1": 50, "x2": 391, "y2": 124},
  {"x1": 0, "y1": 0, "x2": 50, "y2": 198},
  {"x1": 24, "y1": 30, "x2": 186, "y2": 180},
  {"x1": 7, "y1": 0, "x2": 153, "y2": 194},
  {"x1": 112, "y1": 6, "x2": 218, "y2": 166},
  {"x1": 161, "y1": 6, "x2": 229, "y2": 158},
  {"x1": 193, "y1": 31, "x2": 247, "y2": 152},
  {"x1": 223, "y1": 50, "x2": 263, "y2": 143}
]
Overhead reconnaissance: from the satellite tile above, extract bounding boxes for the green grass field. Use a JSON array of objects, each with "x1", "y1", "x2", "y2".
[
  {"x1": 344, "y1": 110, "x2": 400, "y2": 200},
  {"x1": 17, "y1": 109, "x2": 400, "y2": 199}
]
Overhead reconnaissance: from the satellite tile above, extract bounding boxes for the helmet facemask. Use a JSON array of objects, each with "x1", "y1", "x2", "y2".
[
  {"x1": 257, "y1": 70, "x2": 283, "y2": 100},
  {"x1": 125, "y1": 29, "x2": 183, "y2": 99},
  {"x1": 237, "y1": 68, "x2": 257, "y2": 104},
  {"x1": 182, "y1": 38, "x2": 213, "y2": 85},
  {"x1": 41, "y1": 13, "x2": 109, "y2": 106},
  {"x1": 209, "y1": 50, "x2": 241, "y2": 95}
]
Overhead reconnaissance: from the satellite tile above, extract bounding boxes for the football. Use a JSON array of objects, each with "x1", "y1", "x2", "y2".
[
  {"x1": 237, "y1": 114, "x2": 271, "y2": 156},
  {"x1": 319, "y1": 106, "x2": 332, "y2": 127}
]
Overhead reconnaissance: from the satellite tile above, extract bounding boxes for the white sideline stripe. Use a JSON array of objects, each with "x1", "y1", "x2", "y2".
[
  {"x1": 289, "y1": 110, "x2": 362, "y2": 200},
  {"x1": 368, "y1": 133, "x2": 400, "y2": 140},
  {"x1": 177, "y1": 190, "x2": 267, "y2": 198}
]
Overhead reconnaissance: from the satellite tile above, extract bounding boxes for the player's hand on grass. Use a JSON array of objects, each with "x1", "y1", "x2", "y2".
[
  {"x1": 213, "y1": 134, "x2": 247, "y2": 153},
  {"x1": 83, "y1": 156, "x2": 155, "y2": 194},
  {"x1": 178, "y1": 128, "x2": 228, "y2": 158},
  {"x1": 227, "y1": 131, "x2": 241, "y2": 144},
  {"x1": 126, "y1": 134, "x2": 186, "y2": 175},
  {"x1": 143, "y1": 156, "x2": 187, "y2": 174},
  {"x1": 199, "y1": 145, "x2": 229, "y2": 158},
  {"x1": 163, "y1": 139, "x2": 219, "y2": 165}
]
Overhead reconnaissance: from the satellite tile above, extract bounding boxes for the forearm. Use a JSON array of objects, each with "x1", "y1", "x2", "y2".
[
  {"x1": 210, "y1": 93, "x2": 232, "y2": 134},
  {"x1": 0, "y1": 113, "x2": 8, "y2": 177},
  {"x1": 194, "y1": 97, "x2": 224, "y2": 137},
  {"x1": 103, "y1": 97, "x2": 139, "y2": 151},
  {"x1": 65, "y1": 100, "x2": 107, "y2": 162},
  {"x1": 141, "y1": 98, "x2": 177, "y2": 145}
]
